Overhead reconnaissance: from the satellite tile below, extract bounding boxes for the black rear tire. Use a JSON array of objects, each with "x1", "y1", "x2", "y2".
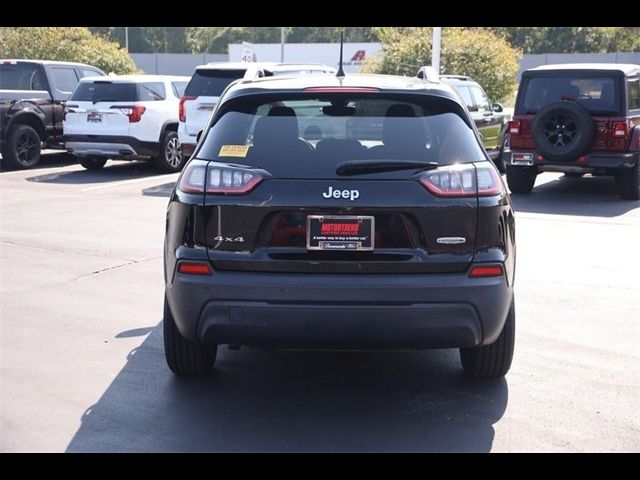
[
  {"x1": 154, "y1": 131, "x2": 184, "y2": 173},
  {"x1": 506, "y1": 165, "x2": 537, "y2": 194},
  {"x1": 615, "y1": 161, "x2": 640, "y2": 200},
  {"x1": 494, "y1": 132, "x2": 509, "y2": 173},
  {"x1": 2, "y1": 124, "x2": 42, "y2": 170},
  {"x1": 460, "y1": 298, "x2": 515, "y2": 379},
  {"x1": 163, "y1": 296, "x2": 217, "y2": 376},
  {"x1": 79, "y1": 157, "x2": 107, "y2": 170}
]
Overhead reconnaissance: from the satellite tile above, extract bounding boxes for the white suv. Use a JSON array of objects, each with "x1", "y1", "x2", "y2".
[
  {"x1": 63, "y1": 75, "x2": 190, "y2": 172},
  {"x1": 178, "y1": 62, "x2": 336, "y2": 157}
]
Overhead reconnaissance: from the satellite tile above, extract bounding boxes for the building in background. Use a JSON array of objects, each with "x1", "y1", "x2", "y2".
[{"x1": 228, "y1": 43, "x2": 382, "y2": 74}]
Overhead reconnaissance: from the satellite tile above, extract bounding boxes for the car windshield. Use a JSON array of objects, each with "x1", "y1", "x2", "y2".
[
  {"x1": 196, "y1": 93, "x2": 485, "y2": 179},
  {"x1": 521, "y1": 75, "x2": 621, "y2": 114}
]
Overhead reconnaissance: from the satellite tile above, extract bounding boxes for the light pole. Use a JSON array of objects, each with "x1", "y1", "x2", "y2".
[
  {"x1": 280, "y1": 27, "x2": 285, "y2": 62},
  {"x1": 125, "y1": 27, "x2": 129, "y2": 52},
  {"x1": 432, "y1": 27, "x2": 441, "y2": 74}
]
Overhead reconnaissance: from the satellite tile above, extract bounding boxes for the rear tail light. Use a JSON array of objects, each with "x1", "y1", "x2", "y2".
[
  {"x1": 111, "y1": 105, "x2": 146, "y2": 123},
  {"x1": 177, "y1": 261, "x2": 212, "y2": 275},
  {"x1": 62, "y1": 103, "x2": 78, "y2": 122},
  {"x1": 469, "y1": 264, "x2": 504, "y2": 278},
  {"x1": 611, "y1": 121, "x2": 629, "y2": 138},
  {"x1": 178, "y1": 160, "x2": 264, "y2": 195},
  {"x1": 418, "y1": 163, "x2": 503, "y2": 198},
  {"x1": 509, "y1": 120, "x2": 521, "y2": 135},
  {"x1": 179, "y1": 95, "x2": 196, "y2": 122}
]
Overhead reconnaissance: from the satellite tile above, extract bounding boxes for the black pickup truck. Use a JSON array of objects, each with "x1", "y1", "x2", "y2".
[{"x1": 0, "y1": 59, "x2": 105, "y2": 169}]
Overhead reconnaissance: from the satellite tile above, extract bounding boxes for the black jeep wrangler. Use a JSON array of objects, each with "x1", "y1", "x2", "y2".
[{"x1": 506, "y1": 63, "x2": 640, "y2": 200}]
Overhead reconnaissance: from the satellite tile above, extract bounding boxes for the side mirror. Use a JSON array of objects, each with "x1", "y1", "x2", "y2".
[{"x1": 492, "y1": 103, "x2": 504, "y2": 113}]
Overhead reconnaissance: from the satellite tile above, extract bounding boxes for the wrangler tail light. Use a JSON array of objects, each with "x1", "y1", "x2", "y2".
[
  {"x1": 418, "y1": 163, "x2": 503, "y2": 198},
  {"x1": 111, "y1": 105, "x2": 146, "y2": 123},
  {"x1": 611, "y1": 121, "x2": 629, "y2": 138},
  {"x1": 509, "y1": 120, "x2": 521, "y2": 135},
  {"x1": 179, "y1": 95, "x2": 196, "y2": 122},
  {"x1": 469, "y1": 264, "x2": 504, "y2": 278},
  {"x1": 178, "y1": 160, "x2": 265, "y2": 195}
]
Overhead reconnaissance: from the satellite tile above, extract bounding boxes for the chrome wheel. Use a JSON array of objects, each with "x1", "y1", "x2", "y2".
[{"x1": 165, "y1": 137, "x2": 183, "y2": 168}]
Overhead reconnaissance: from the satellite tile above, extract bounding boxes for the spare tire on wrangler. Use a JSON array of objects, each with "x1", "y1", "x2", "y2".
[{"x1": 531, "y1": 100, "x2": 594, "y2": 162}]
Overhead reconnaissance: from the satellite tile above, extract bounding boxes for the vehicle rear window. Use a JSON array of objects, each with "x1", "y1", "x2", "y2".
[
  {"x1": 0, "y1": 63, "x2": 46, "y2": 90},
  {"x1": 137, "y1": 82, "x2": 165, "y2": 101},
  {"x1": 184, "y1": 69, "x2": 247, "y2": 97},
  {"x1": 521, "y1": 75, "x2": 620, "y2": 114},
  {"x1": 70, "y1": 81, "x2": 137, "y2": 102},
  {"x1": 196, "y1": 93, "x2": 485, "y2": 178}
]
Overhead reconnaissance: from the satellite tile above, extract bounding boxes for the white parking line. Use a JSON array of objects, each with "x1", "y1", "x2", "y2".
[{"x1": 80, "y1": 174, "x2": 179, "y2": 192}]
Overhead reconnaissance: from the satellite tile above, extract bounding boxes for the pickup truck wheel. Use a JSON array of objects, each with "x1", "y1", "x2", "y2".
[
  {"x1": 163, "y1": 296, "x2": 217, "y2": 376},
  {"x1": 3, "y1": 124, "x2": 42, "y2": 170},
  {"x1": 615, "y1": 160, "x2": 640, "y2": 200},
  {"x1": 154, "y1": 131, "x2": 184, "y2": 173},
  {"x1": 506, "y1": 165, "x2": 537, "y2": 194},
  {"x1": 460, "y1": 297, "x2": 515, "y2": 379},
  {"x1": 79, "y1": 158, "x2": 107, "y2": 170}
]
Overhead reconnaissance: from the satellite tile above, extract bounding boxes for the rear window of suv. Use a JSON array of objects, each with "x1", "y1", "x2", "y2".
[
  {"x1": 184, "y1": 69, "x2": 247, "y2": 97},
  {"x1": 70, "y1": 81, "x2": 166, "y2": 102},
  {"x1": 196, "y1": 93, "x2": 485, "y2": 178},
  {"x1": 520, "y1": 74, "x2": 621, "y2": 114}
]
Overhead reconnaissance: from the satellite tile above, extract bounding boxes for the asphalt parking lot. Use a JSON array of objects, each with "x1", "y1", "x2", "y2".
[{"x1": 1, "y1": 153, "x2": 638, "y2": 452}]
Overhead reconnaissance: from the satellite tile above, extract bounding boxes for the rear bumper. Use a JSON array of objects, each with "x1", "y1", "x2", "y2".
[
  {"x1": 166, "y1": 267, "x2": 513, "y2": 350},
  {"x1": 64, "y1": 135, "x2": 159, "y2": 159},
  {"x1": 507, "y1": 150, "x2": 638, "y2": 172}
]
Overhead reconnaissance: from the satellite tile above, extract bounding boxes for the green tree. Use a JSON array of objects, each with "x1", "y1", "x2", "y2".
[
  {"x1": 0, "y1": 27, "x2": 138, "y2": 74},
  {"x1": 491, "y1": 27, "x2": 640, "y2": 53},
  {"x1": 366, "y1": 27, "x2": 521, "y2": 102}
]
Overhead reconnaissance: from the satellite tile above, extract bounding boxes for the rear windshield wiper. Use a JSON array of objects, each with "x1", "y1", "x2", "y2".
[
  {"x1": 336, "y1": 160, "x2": 439, "y2": 176},
  {"x1": 92, "y1": 98, "x2": 119, "y2": 104}
]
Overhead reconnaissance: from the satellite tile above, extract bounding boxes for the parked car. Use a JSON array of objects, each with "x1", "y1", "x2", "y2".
[
  {"x1": 438, "y1": 74, "x2": 511, "y2": 172},
  {"x1": 63, "y1": 75, "x2": 190, "y2": 172},
  {"x1": 163, "y1": 73, "x2": 516, "y2": 379},
  {"x1": 506, "y1": 63, "x2": 640, "y2": 200},
  {"x1": 0, "y1": 59, "x2": 105, "y2": 169},
  {"x1": 178, "y1": 62, "x2": 336, "y2": 157}
]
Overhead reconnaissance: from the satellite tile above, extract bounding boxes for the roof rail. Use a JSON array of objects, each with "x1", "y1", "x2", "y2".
[
  {"x1": 416, "y1": 66, "x2": 440, "y2": 83},
  {"x1": 439, "y1": 74, "x2": 474, "y2": 81}
]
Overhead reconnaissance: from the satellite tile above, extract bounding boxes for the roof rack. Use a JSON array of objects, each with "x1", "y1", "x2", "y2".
[
  {"x1": 416, "y1": 66, "x2": 440, "y2": 83},
  {"x1": 439, "y1": 74, "x2": 474, "y2": 81}
]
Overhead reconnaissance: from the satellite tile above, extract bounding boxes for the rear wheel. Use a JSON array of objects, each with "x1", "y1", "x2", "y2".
[
  {"x1": 163, "y1": 296, "x2": 217, "y2": 376},
  {"x1": 154, "y1": 131, "x2": 184, "y2": 173},
  {"x1": 2, "y1": 124, "x2": 42, "y2": 170},
  {"x1": 506, "y1": 166, "x2": 537, "y2": 194},
  {"x1": 460, "y1": 298, "x2": 515, "y2": 379},
  {"x1": 79, "y1": 157, "x2": 107, "y2": 170},
  {"x1": 615, "y1": 161, "x2": 640, "y2": 200},
  {"x1": 494, "y1": 132, "x2": 509, "y2": 173}
]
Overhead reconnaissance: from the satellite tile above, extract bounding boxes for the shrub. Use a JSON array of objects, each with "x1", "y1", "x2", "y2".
[{"x1": 0, "y1": 27, "x2": 138, "y2": 74}]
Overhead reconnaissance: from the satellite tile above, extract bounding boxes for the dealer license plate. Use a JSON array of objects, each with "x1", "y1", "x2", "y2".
[{"x1": 306, "y1": 215, "x2": 374, "y2": 251}]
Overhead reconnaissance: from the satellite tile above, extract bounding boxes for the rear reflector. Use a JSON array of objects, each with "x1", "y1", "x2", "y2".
[
  {"x1": 303, "y1": 87, "x2": 379, "y2": 93},
  {"x1": 177, "y1": 262, "x2": 212, "y2": 275},
  {"x1": 509, "y1": 120, "x2": 521, "y2": 135},
  {"x1": 469, "y1": 264, "x2": 504, "y2": 278}
]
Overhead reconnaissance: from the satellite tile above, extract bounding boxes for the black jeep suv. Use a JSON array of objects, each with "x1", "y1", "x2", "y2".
[
  {"x1": 163, "y1": 74, "x2": 517, "y2": 379},
  {"x1": 506, "y1": 63, "x2": 640, "y2": 200}
]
